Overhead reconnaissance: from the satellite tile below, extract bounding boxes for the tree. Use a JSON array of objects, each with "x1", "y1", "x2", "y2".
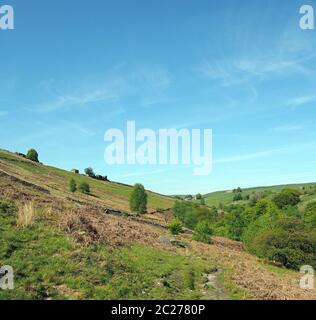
[
  {"x1": 69, "y1": 179, "x2": 77, "y2": 193},
  {"x1": 129, "y1": 183, "x2": 147, "y2": 214},
  {"x1": 168, "y1": 218, "x2": 183, "y2": 235},
  {"x1": 226, "y1": 207, "x2": 248, "y2": 240},
  {"x1": 26, "y1": 149, "x2": 39, "y2": 162},
  {"x1": 196, "y1": 193, "x2": 202, "y2": 200},
  {"x1": 193, "y1": 221, "x2": 213, "y2": 244},
  {"x1": 79, "y1": 182, "x2": 90, "y2": 194},
  {"x1": 84, "y1": 167, "x2": 95, "y2": 177},
  {"x1": 233, "y1": 193, "x2": 243, "y2": 202},
  {"x1": 272, "y1": 188, "x2": 301, "y2": 209}
]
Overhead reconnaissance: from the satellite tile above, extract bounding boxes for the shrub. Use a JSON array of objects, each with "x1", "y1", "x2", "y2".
[
  {"x1": 196, "y1": 193, "x2": 202, "y2": 200},
  {"x1": 26, "y1": 149, "x2": 39, "y2": 162},
  {"x1": 233, "y1": 193, "x2": 243, "y2": 202},
  {"x1": 17, "y1": 202, "x2": 35, "y2": 228},
  {"x1": 0, "y1": 199, "x2": 16, "y2": 215},
  {"x1": 69, "y1": 179, "x2": 77, "y2": 193},
  {"x1": 129, "y1": 183, "x2": 147, "y2": 214},
  {"x1": 249, "y1": 192, "x2": 264, "y2": 206},
  {"x1": 249, "y1": 218, "x2": 316, "y2": 269},
  {"x1": 272, "y1": 188, "x2": 301, "y2": 209},
  {"x1": 167, "y1": 218, "x2": 183, "y2": 235},
  {"x1": 79, "y1": 182, "x2": 90, "y2": 194},
  {"x1": 225, "y1": 207, "x2": 249, "y2": 241},
  {"x1": 192, "y1": 221, "x2": 213, "y2": 244}
]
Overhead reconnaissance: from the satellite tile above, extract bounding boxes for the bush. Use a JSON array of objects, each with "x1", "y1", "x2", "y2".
[
  {"x1": 249, "y1": 217, "x2": 316, "y2": 269},
  {"x1": 249, "y1": 192, "x2": 264, "y2": 206},
  {"x1": 192, "y1": 221, "x2": 213, "y2": 244},
  {"x1": 272, "y1": 188, "x2": 300, "y2": 209},
  {"x1": 129, "y1": 184, "x2": 147, "y2": 214},
  {"x1": 233, "y1": 193, "x2": 243, "y2": 202},
  {"x1": 167, "y1": 218, "x2": 183, "y2": 235},
  {"x1": 26, "y1": 149, "x2": 39, "y2": 162},
  {"x1": 69, "y1": 179, "x2": 77, "y2": 193},
  {"x1": 0, "y1": 199, "x2": 16, "y2": 215},
  {"x1": 225, "y1": 207, "x2": 249, "y2": 241},
  {"x1": 196, "y1": 193, "x2": 202, "y2": 200},
  {"x1": 79, "y1": 182, "x2": 90, "y2": 194}
]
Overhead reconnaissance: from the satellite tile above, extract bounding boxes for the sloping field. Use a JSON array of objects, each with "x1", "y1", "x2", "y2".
[{"x1": 0, "y1": 150, "x2": 174, "y2": 213}]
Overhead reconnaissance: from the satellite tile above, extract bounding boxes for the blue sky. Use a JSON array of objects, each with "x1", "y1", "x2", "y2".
[{"x1": 1, "y1": 0, "x2": 316, "y2": 194}]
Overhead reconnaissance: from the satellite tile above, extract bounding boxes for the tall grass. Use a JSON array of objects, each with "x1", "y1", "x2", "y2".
[{"x1": 17, "y1": 202, "x2": 35, "y2": 228}]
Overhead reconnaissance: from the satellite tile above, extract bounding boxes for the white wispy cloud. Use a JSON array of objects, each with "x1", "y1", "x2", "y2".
[
  {"x1": 31, "y1": 65, "x2": 172, "y2": 113},
  {"x1": 34, "y1": 87, "x2": 118, "y2": 113},
  {"x1": 214, "y1": 141, "x2": 316, "y2": 164},
  {"x1": 285, "y1": 95, "x2": 316, "y2": 108},
  {"x1": 197, "y1": 54, "x2": 313, "y2": 87}
]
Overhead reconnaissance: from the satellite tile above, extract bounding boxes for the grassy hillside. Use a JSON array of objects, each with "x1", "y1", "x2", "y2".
[
  {"x1": 203, "y1": 183, "x2": 316, "y2": 207},
  {"x1": 1, "y1": 148, "x2": 316, "y2": 300},
  {"x1": 0, "y1": 201, "x2": 220, "y2": 300},
  {"x1": 0, "y1": 150, "x2": 174, "y2": 213}
]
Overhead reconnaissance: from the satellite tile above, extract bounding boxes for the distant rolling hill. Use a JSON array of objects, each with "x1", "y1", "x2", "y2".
[{"x1": 203, "y1": 183, "x2": 316, "y2": 207}]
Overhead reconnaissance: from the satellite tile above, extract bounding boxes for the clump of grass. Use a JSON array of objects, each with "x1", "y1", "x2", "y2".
[
  {"x1": 0, "y1": 199, "x2": 16, "y2": 215},
  {"x1": 17, "y1": 202, "x2": 35, "y2": 228}
]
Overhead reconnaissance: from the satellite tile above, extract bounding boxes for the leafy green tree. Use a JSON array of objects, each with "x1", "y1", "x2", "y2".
[
  {"x1": 225, "y1": 207, "x2": 247, "y2": 240},
  {"x1": 168, "y1": 218, "x2": 183, "y2": 235},
  {"x1": 272, "y1": 188, "x2": 301, "y2": 209},
  {"x1": 252, "y1": 199, "x2": 280, "y2": 220},
  {"x1": 26, "y1": 149, "x2": 39, "y2": 162},
  {"x1": 79, "y1": 182, "x2": 90, "y2": 194},
  {"x1": 84, "y1": 167, "x2": 95, "y2": 177},
  {"x1": 233, "y1": 193, "x2": 243, "y2": 202},
  {"x1": 196, "y1": 193, "x2": 202, "y2": 200},
  {"x1": 129, "y1": 183, "x2": 147, "y2": 214},
  {"x1": 192, "y1": 221, "x2": 213, "y2": 244},
  {"x1": 69, "y1": 178, "x2": 77, "y2": 193}
]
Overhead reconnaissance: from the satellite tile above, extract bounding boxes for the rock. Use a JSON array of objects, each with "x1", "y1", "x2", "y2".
[
  {"x1": 159, "y1": 236, "x2": 171, "y2": 245},
  {"x1": 170, "y1": 238, "x2": 186, "y2": 248}
]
